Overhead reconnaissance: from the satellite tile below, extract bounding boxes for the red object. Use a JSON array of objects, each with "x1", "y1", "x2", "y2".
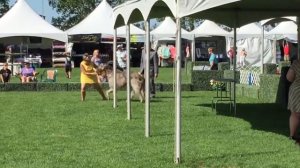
[
  {"x1": 284, "y1": 44, "x2": 289, "y2": 55},
  {"x1": 227, "y1": 49, "x2": 235, "y2": 58},
  {"x1": 170, "y1": 46, "x2": 176, "y2": 59}
]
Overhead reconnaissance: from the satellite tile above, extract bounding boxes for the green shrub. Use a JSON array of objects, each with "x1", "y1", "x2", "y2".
[
  {"x1": 193, "y1": 61, "x2": 210, "y2": 66},
  {"x1": 236, "y1": 84, "x2": 260, "y2": 99},
  {"x1": 67, "y1": 82, "x2": 81, "y2": 91},
  {"x1": 37, "y1": 83, "x2": 68, "y2": 91},
  {"x1": 259, "y1": 67, "x2": 291, "y2": 106},
  {"x1": 223, "y1": 70, "x2": 240, "y2": 83},
  {"x1": 218, "y1": 62, "x2": 230, "y2": 71},
  {"x1": 1, "y1": 83, "x2": 37, "y2": 91},
  {"x1": 259, "y1": 74, "x2": 280, "y2": 103},
  {"x1": 263, "y1": 63, "x2": 277, "y2": 74},
  {"x1": 0, "y1": 82, "x2": 192, "y2": 92},
  {"x1": 192, "y1": 70, "x2": 223, "y2": 90}
]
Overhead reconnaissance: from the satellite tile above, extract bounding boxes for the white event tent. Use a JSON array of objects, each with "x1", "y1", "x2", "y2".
[
  {"x1": 0, "y1": 0, "x2": 67, "y2": 42},
  {"x1": 66, "y1": 0, "x2": 144, "y2": 37},
  {"x1": 268, "y1": 21, "x2": 298, "y2": 42},
  {"x1": 191, "y1": 20, "x2": 232, "y2": 37},
  {"x1": 150, "y1": 17, "x2": 191, "y2": 40},
  {"x1": 237, "y1": 23, "x2": 268, "y2": 39}
]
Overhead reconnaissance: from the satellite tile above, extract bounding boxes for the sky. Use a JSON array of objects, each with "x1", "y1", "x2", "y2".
[{"x1": 9, "y1": 0, "x2": 58, "y2": 23}]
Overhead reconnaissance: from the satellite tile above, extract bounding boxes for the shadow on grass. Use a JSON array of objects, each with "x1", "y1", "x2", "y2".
[
  {"x1": 157, "y1": 95, "x2": 199, "y2": 99},
  {"x1": 190, "y1": 150, "x2": 280, "y2": 167},
  {"x1": 197, "y1": 103, "x2": 290, "y2": 136}
]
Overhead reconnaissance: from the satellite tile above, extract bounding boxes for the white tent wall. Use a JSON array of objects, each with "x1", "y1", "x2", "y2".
[{"x1": 226, "y1": 37, "x2": 274, "y2": 67}]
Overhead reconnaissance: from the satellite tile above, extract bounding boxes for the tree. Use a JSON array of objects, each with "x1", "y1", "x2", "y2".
[
  {"x1": 0, "y1": 0, "x2": 9, "y2": 18},
  {"x1": 49, "y1": 0, "x2": 126, "y2": 30}
]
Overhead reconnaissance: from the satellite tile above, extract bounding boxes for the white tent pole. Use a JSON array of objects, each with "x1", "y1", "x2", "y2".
[
  {"x1": 174, "y1": 17, "x2": 182, "y2": 164},
  {"x1": 145, "y1": 20, "x2": 150, "y2": 138},
  {"x1": 113, "y1": 29, "x2": 117, "y2": 108},
  {"x1": 191, "y1": 34, "x2": 196, "y2": 62},
  {"x1": 261, "y1": 25, "x2": 264, "y2": 73},
  {"x1": 126, "y1": 24, "x2": 131, "y2": 120},
  {"x1": 297, "y1": 17, "x2": 300, "y2": 60},
  {"x1": 233, "y1": 26, "x2": 237, "y2": 116}
]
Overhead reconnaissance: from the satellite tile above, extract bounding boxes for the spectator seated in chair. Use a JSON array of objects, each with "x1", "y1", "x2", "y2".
[{"x1": 18, "y1": 62, "x2": 38, "y2": 83}]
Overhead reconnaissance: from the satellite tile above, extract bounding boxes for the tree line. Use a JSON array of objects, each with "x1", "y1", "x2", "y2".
[{"x1": 0, "y1": 0, "x2": 198, "y2": 31}]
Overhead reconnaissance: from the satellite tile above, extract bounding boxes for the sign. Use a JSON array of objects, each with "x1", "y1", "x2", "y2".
[{"x1": 68, "y1": 34, "x2": 102, "y2": 43}]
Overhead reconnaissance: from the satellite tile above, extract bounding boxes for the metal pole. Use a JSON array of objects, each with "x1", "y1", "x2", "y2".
[
  {"x1": 297, "y1": 17, "x2": 300, "y2": 60},
  {"x1": 174, "y1": 17, "x2": 182, "y2": 164},
  {"x1": 261, "y1": 25, "x2": 264, "y2": 73},
  {"x1": 113, "y1": 29, "x2": 117, "y2": 108},
  {"x1": 126, "y1": 24, "x2": 131, "y2": 120},
  {"x1": 191, "y1": 34, "x2": 196, "y2": 62},
  {"x1": 233, "y1": 27, "x2": 237, "y2": 116},
  {"x1": 145, "y1": 20, "x2": 150, "y2": 138}
]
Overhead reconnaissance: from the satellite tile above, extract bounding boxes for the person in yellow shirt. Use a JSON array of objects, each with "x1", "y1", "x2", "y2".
[{"x1": 80, "y1": 53, "x2": 107, "y2": 101}]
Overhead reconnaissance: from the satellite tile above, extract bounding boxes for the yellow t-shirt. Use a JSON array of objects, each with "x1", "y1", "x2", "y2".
[{"x1": 80, "y1": 61, "x2": 98, "y2": 84}]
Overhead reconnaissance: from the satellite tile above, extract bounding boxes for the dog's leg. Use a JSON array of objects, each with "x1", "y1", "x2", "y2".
[
  {"x1": 106, "y1": 88, "x2": 113, "y2": 100},
  {"x1": 131, "y1": 90, "x2": 135, "y2": 99},
  {"x1": 140, "y1": 89, "x2": 145, "y2": 103}
]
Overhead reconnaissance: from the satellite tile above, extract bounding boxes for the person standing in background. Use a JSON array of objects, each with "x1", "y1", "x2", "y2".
[
  {"x1": 208, "y1": 47, "x2": 218, "y2": 70},
  {"x1": 116, "y1": 44, "x2": 127, "y2": 71},
  {"x1": 91, "y1": 49, "x2": 102, "y2": 67},
  {"x1": 283, "y1": 40, "x2": 290, "y2": 62},
  {"x1": 139, "y1": 44, "x2": 159, "y2": 98},
  {"x1": 91, "y1": 49, "x2": 104, "y2": 83},
  {"x1": 276, "y1": 42, "x2": 282, "y2": 64},
  {"x1": 64, "y1": 52, "x2": 72, "y2": 79},
  {"x1": 239, "y1": 48, "x2": 247, "y2": 67},
  {"x1": 227, "y1": 47, "x2": 235, "y2": 67}
]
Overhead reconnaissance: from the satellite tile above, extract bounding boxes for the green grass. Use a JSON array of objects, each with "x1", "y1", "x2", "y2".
[
  {"x1": 9, "y1": 67, "x2": 192, "y2": 84},
  {"x1": 0, "y1": 91, "x2": 300, "y2": 167}
]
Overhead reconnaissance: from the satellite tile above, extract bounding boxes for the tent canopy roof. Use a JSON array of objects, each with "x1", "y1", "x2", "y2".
[
  {"x1": 191, "y1": 20, "x2": 231, "y2": 37},
  {"x1": 66, "y1": 0, "x2": 114, "y2": 35},
  {"x1": 151, "y1": 17, "x2": 189, "y2": 35},
  {"x1": 67, "y1": 0, "x2": 145, "y2": 36},
  {"x1": 150, "y1": 17, "x2": 191, "y2": 40},
  {"x1": 0, "y1": 0, "x2": 67, "y2": 42},
  {"x1": 268, "y1": 21, "x2": 297, "y2": 35},
  {"x1": 188, "y1": 0, "x2": 300, "y2": 28},
  {"x1": 113, "y1": 0, "x2": 239, "y2": 28},
  {"x1": 114, "y1": 0, "x2": 300, "y2": 28}
]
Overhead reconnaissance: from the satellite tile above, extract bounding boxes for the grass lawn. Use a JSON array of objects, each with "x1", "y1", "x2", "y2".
[
  {"x1": 0, "y1": 91, "x2": 300, "y2": 167},
  {"x1": 9, "y1": 67, "x2": 191, "y2": 84}
]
